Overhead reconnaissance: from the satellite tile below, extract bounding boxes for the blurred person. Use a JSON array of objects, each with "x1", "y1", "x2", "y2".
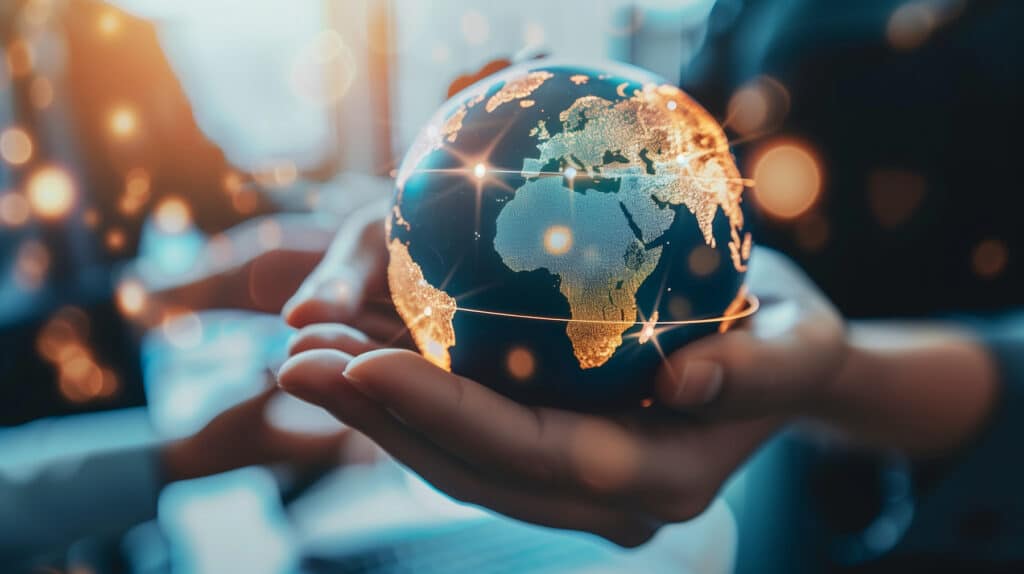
[
  {"x1": 273, "y1": 1, "x2": 1023, "y2": 573},
  {"x1": 0, "y1": 384, "x2": 360, "y2": 567},
  {"x1": 0, "y1": 0, "x2": 381, "y2": 568}
]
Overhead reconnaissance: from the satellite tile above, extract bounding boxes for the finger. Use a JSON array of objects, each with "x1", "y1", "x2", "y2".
[
  {"x1": 288, "y1": 323, "x2": 384, "y2": 356},
  {"x1": 136, "y1": 214, "x2": 337, "y2": 315},
  {"x1": 283, "y1": 202, "x2": 389, "y2": 328},
  {"x1": 269, "y1": 426, "x2": 349, "y2": 461},
  {"x1": 656, "y1": 251, "x2": 845, "y2": 416},
  {"x1": 342, "y1": 349, "x2": 685, "y2": 498},
  {"x1": 277, "y1": 349, "x2": 658, "y2": 547}
]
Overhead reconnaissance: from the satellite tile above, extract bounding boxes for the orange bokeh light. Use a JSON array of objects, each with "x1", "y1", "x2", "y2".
[
  {"x1": 751, "y1": 141, "x2": 823, "y2": 220},
  {"x1": 109, "y1": 106, "x2": 139, "y2": 138},
  {"x1": 116, "y1": 279, "x2": 148, "y2": 317},
  {"x1": 688, "y1": 245, "x2": 720, "y2": 277},
  {"x1": 26, "y1": 165, "x2": 76, "y2": 219},
  {"x1": 15, "y1": 240, "x2": 50, "y2": 290},
  {"x1": 887, "y1": 2, "x2": 936, "y2": 51},
  {"x1": 120, "y1": 169, "x2": 151, "y2": 215},
  {"x1": 543, "y1": 225, "x2": 573, "y2": 255},
  {"x1": 6, "y1": 38, "x2": 34, "y2": 78},
  {"x1": 971, "y1": 239, "x2": 1009, "y2": 280},
  {"x1": 105, "y1": 228, "x2": 126, "y2": 251},
  {"x1": 1, "y1": 127, "x2": 34, "y2": 166},
  {"x1": 154, "y1": 197, "x2": 192, "y2": 234},
  {"x1": 98, "y1": 10, "x2": 123, "y2": 37},
  {"x1": 506, "y1": 346, "x2": 536, "y2": 381},
  {"x1": 0, "y1": 192, "x2": 30, "y2": 227}
]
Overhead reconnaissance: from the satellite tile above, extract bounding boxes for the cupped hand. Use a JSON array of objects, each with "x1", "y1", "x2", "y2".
[{"x1": 276, "y1": 248, "x2": 851, "y2": 546}]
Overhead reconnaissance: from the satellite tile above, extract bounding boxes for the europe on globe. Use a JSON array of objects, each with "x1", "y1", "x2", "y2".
[{"x1": 388, "y1": 60, "x2": 755, "y2": 409}]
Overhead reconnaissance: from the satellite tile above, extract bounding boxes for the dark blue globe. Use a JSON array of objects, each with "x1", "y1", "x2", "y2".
[{"x1": 387, "y1": 60, "x2": 753, "y2": 410}]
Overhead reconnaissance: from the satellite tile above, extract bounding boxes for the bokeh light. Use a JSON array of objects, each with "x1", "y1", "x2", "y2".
[
  {"x1": 105, "y1": 228, "x2": 126, "y2": 251},
  {"x1": 688, "y1": 245, "x2": 720, "y2": 277},
  {"x1": 506, "y1": 346, "x2": 536, "y2": 381},
  {"x1": 120, "y1": 168, "x2": 151, "y2": 215},
  {"x1": 887, "y1": 2, "x2": 937, "y2": 51},
  {"x1": 751, "y1": 140, "x2": 823, "y2": 220},
  {"x1": 154, "y1": 197, "x2": 192, "y2": 234},
  {"x1": 6, "y1": 38, "x2": 34, "y2": 78},
  {"x1": 257, "y1": 219, "x2": 282, "y2": 249},
  {"x1": 291, "y1": 29, "x2": 357, "y2": 108},
  {"x1": 82, "y1": 207, "x2": 100, "y2": 228},
  {"x1": 116, "y1": 279, "x2": 148, "y2": 317},
  {"x1": 97, "y1": 9, "x2": 123, "y2": 37},
  {"x1": 26, "y1": 165, "x2": 76, "y2": 220},
  {"x1": 162, "y1": 310, "x2": 204, "y2": 349},
  {"x1": 726, "y1": 75, "x2": 790, "y2": 135},
  {"x1": 254, "y1": 160, "x2": 298, "y2": 188},
  {"x1": 0, "y1": 192, "x2": 30, "y2": 227},
  {"x1": 1, "y1": 127, "x2": 34, "y2": 166},
  {"x1": 971, "y1": 239, "x2": 1009, "y2": 279},
  {"x1": 223, "y1": 171, "x2": 244, "y2": 194},
  {"x1": 109, "y1": 105, "x2": 139, "y2": 139},
  {"x1": 668, "y1": 295, "x2": 692, "y2": 320},
  {"x1": 15, "y1": 240, "x2": 50, "y2": 290},
  {"x1": 867, "y1": 168, "x2": 927, "y2": 229},
  {"x1": 207, "y1": 233, "x2": 235, "y2": 268},
  {"x1": 232, "y1": 188, "x2": 260, "y2": 214},
  {"x1": 543, "y1": 225, "x2": 573, "y2": 255},
  {"x1": 36, "y1": 307, "x2": 119, "y2": 403}
]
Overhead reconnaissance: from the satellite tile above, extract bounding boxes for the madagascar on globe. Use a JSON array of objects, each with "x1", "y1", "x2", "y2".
[{"x1": 387, "y1": 59, "x2": 754, "y2": 410}]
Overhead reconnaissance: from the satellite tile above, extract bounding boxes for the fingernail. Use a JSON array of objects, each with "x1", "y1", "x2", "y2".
[
  {"x1": 276, "y1": 349, "x2": 351, "y2": 401},
  {"x1": 281, "y1": 286, "x2": 311, "y2": 320},
  {"x1": 676, "y1": 360, "x2": 724, "y2": 405},
  {"x1": 342, "y1": 360, "x2": 379, "y2": 401}
]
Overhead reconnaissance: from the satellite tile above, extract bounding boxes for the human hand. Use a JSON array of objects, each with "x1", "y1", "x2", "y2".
[
  {"x1": 281, "y1": 202, "x2": 410, "y2": 346},
  {"x1": 122, "y1": 176, "x2": 394, "y2": 322},
  {"x1": 275, "y1": 248, "x2": 851, "y2": 546},
  {"x1": 160, "y1": 384, "x2": 360, "y2": 482}
]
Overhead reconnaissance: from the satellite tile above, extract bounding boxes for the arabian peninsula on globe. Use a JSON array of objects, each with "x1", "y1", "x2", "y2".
[{"x1": 387, "y1": 60, "x2": 755, "y2": 409}]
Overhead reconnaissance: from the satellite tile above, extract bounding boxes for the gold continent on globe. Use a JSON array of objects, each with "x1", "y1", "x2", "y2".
[{"x1": 386, "y1": 60, "x2": 753, "y2": 408}]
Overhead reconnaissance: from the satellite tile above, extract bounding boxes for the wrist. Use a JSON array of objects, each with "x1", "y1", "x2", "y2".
[{"x1": 803, "y1": 321, "x2": 1000, "y2": 457}]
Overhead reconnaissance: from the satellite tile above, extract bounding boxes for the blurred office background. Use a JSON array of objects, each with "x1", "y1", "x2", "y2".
[{"x1": 0, "y1": 0, "x2": 1019, "y2": 572}]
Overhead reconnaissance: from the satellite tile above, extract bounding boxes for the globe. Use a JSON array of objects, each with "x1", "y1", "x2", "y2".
[{"x1": 388, "y1": 60, "x2": 754, "y2": 410}]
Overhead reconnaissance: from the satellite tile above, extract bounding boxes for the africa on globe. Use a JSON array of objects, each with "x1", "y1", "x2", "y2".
[{"x1": 388, "y1": 60, "x2": 755, "y2": 409}]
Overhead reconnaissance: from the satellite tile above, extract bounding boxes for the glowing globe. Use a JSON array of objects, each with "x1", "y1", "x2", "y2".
[{"x1": 388, "y1": 60, "x2": 754, "y2": 409}]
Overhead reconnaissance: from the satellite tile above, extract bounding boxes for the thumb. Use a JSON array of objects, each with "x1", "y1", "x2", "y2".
[
  {"x1": 283, "y1": 202, "x2": 388, "y2": 328},
  {"x1": 655, "y1": 299, "x2": 845, "y2": 417}
]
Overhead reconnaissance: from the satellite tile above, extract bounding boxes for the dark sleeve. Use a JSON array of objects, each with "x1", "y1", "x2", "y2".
[
  {"x1": 892, "y1": 312, "x2": 1024, "y2": 561},
  {"x1": 0, "y1": 445, "x2": 163, "y2": 564}
]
